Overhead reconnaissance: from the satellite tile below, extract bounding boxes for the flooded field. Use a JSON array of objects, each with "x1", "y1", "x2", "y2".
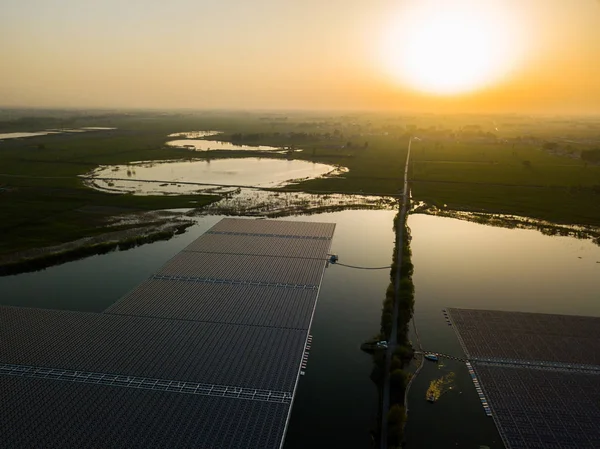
[
  {"x1": 166, "y1": 137, "x2": 287, "y2": 152},
  {"x1": 0, "y1": 128, "x2": 116, "y2": 140},
  {"x1": 84, "y1": 158, "x2": 344, "y2": 194},
  {"x1": 200, "y1": 189, "x2": 396, "y2": 216},
  {"x1": 0, "y1": 132, "x2": 59, "y2": 139},
  {"x1": 167, "y1": 131, "x2": 221, "y2": 138}
]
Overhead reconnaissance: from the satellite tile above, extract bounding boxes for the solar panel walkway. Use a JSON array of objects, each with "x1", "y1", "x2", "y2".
[
  {"x1": 448, "y1": 308, "x2": 600, "y2": 449},
  {"x1": 0, "y1": 218, "x2": 335, "y2": 448}
]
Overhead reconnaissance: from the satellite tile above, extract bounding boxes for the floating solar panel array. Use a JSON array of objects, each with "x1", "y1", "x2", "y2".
[
  {"x1": 0, "y1": 218, "x2": 335, "y2": 448},
  {"x1": 474, "y1": 363, "x2": 600, "y2": 449},
  {"x1": 448, "y1": 308, "x2": 600, "y2": 449},
  {"x1": 448, "y1": 308, "x2": 600, "y2": 366}
]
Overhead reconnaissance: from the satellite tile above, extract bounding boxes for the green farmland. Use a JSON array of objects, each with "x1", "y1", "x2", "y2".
[{"x1": 1, "y1": 110, "x2": 599, "y2": 256}]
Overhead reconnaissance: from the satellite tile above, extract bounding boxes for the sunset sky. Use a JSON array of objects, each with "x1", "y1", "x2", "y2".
[{"x1": 2, "y1": 0, "x2": 599, "y2": 113}]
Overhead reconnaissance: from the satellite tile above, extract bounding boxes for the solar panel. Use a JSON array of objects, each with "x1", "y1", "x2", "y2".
[
  {"x1": 0, "y1": 376, "x2": 290, "y2": 449},
  {"x1": 0, "y1": 218, "x2": 335, "y2": 448},
  {"x1": 473, "y1": 363, "x2": 600, "y2": 449},
  {"x1": 183, "y1": 232, "x2": 332, "y2": 259},
  {"x1": 0, "y1": 307, "x2": 306, "y2": 391},
  {"x1": 156, "y1": 251, "x2": 327, "y2": 285},
  {"x1": 106, "y1": 280, "x2": 318, "y2": 329},
  {"x1": 448, "y1": 308, "x2": 600, "y2": 449},
  {"x1": 208, "y1": 218, "x2": 336, "y2": 238},
  {"x1": 448, "y1": 308, "x2": 600, "y2": 366}
]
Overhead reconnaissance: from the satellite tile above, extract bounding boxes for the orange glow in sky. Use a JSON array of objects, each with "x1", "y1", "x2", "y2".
[
  {"x1": 1, "y1": 0, "x2": 599, "y2": 113},
  {"x1": 380, "y1": 0, "x2": 526, "y2": 95}
]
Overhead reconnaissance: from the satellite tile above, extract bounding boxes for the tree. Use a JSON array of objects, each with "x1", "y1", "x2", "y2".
[
  {"x1": 387, "y1": 404, "x2": 406, "y2": 425},
  {"x1": 394, "y1": 344, "x2": 413, "y2": 360},
  {"x1": 390, "y1": 369, "x2": 408, "y2": 388}
]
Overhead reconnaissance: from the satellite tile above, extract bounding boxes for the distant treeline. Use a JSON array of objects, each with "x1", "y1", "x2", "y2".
[
  {"x1": 581, "y1": 148, "x2": 600, "y2": 163},
  {"x1": 0, "y1": 113, "x2": 127, "y2": 132},
  {"x1": 230, "y1": 130, "x2": 346, "y2": 142}
]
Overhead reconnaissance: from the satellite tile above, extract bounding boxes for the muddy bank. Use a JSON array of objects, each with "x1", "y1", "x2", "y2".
[{"x1": 195, "y1": 188, "x2": 397, "y2": 217}]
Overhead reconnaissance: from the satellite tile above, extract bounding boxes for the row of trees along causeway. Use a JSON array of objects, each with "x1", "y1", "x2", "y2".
[{"x1": 365, "y1": 209, "x2": 416, "y2": 448}]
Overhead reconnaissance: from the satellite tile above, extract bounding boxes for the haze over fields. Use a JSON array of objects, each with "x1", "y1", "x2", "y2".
[{"x1": 2, "y1": 0, "x2": 600, "y2": 113}]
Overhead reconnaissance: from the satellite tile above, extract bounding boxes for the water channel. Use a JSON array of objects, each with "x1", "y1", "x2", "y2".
[{"x1": 1, "y1": 210, "x2": 598, "y2": 448}]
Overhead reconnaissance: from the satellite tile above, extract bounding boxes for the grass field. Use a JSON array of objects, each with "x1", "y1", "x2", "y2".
[
  {"x1": 0, "y1": 116, "x2": 229, "y2": 254},
  {"x1": 0, "y1": 185, "x2": 219, "y2": 254},
  {"x1": 408, "y1": 139, "x2": 600, "y2": 225}
]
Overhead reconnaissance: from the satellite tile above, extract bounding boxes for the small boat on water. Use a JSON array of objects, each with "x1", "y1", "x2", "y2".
[
  {"x1": 427, "y1": 393, "x2": 436, "y2": 403},
  {"x1": 424, "y1": 353, "x2": 439, "y2": 362}
]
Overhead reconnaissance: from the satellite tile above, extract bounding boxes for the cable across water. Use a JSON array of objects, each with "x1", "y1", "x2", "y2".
[{"x1": 331, "y1": 262, "x2": 391, "y2": 270}]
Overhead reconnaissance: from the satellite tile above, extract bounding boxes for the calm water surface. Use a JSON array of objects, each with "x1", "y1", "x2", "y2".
[
  {"x1": 2, "y1": 211, "x2": 598, "y2": 448},
  {"x1": 404, "y1": 213, "x2": 600, "y2": 449},
  {"x1": 165, "y1": 130, "x2": 289, "y2": 152},
  {"x1": 0, "y1": 210, "x2": 395, "y2": 448},
  {"x1": 0, "y1": 128, "x2": 116, "y2": 140},
  {"x1": 87, "y1": 158, "x2": 339, "y2": 194},
  {"x1": 167, "y1": 138, "x2": 285, "y2": 152}
]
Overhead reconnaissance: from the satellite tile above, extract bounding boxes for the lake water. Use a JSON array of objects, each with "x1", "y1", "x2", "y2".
[
  {"x1": 85, "y1": 158, "x2": 341, "y2": 194},
  {"x1": 1, "y1": 210, "x2": 598, "y2": 447},
  {"x1": 0, "y1": 128, "x2": 116, "y2": 140},
  {"x1": 167, "y1": 138, "x2": 286, "y2": 152},
  {"x1": 0, "y1": 132, "x2": 60, "y2": 139},
  {"x1": 165, "y1": 130, "x2": 290, "y2": 152},
  {"x1": 403, "y1": 213, "x2": 600, "y2": 448},
  {"x1": 0, "y1": 210, "x2": 394, "y2": 448}
]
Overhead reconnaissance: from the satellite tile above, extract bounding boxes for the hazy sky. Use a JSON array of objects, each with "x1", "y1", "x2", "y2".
[{"x1": 2, "y1": 0, "x2": 599, "y2": 113}]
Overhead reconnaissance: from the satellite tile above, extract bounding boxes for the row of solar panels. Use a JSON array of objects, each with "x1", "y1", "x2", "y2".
[
  {"x1": 207, "y1": 218, "x2": 336, "y2": 239},
  {"x1": 0, "y1": 306, "x2": 307, "y2": 391},
  {"x1": 0, "y1": 376, "x2": 290, "y2": 449},
  {"x1": 106, "y1": 280, "x2": 319, "y2": 329},
  {"x1": 156, "y1": 252, "x2": 326, "y2": 285},
  {"x1": 0, "y1": 218, "x2": 336, "y2": 448},
  {"x1": 450, "y1": 308, "x2": 600, "y2": 449},
  {"x1": 448, "y1": 308, "x2": 600, "y2": 366},
  {"x1": 473, "y1": 363, "x2": 600, "y2": 448},
  {"x1": 183, "y1": 232, "x2": 332, "y2": 259}
]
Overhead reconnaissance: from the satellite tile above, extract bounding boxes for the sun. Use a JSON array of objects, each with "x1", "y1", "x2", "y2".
[{"x1": 380, "y1": 0, "x2": 524, "y2": 95}]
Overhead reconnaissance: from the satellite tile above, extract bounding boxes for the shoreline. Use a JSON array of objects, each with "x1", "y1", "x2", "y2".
[
  {"x1": 0, "y1": 220, "x2": 194, "y2": 277},
  {"x1": 412, "y1": 203, "x2": 600, "y2": 246}
]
